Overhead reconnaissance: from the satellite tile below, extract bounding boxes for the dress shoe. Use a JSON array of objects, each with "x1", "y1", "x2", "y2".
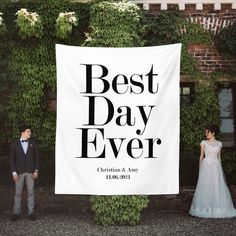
[
  {"x1": 28, "y1": 213, "x2": 36, "y2": 221},
  {"x1": 11, "y1": 214, "x2": 20, "y2": 221}
]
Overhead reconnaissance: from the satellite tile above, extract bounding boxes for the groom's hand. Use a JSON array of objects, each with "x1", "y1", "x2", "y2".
[
  {"x1": 13, "y1": 175, "x2": 19, "y2": 181},
  {"x1": 32, "y1": 172, "x2": 38, "y2": 179}
]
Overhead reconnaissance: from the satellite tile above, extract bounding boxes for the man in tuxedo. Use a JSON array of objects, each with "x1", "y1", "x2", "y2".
[{"x1": 9, "y1": 125, "x2": 40, "y2": 221}]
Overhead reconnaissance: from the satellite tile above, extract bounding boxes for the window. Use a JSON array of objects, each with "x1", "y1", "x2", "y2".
[
  {"x1": 180, "y1": 83, "x2": 195, "y2": 107},
  {"x1": 180, "y1": 82, "x2": 236, "y2": 148},
  {"x1": 218, "y1": 84, "x2": 236, "y2": 148}
]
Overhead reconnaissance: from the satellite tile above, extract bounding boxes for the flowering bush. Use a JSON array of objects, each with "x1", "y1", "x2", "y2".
[
  {"x1": 85, "y1": 1, "x2": 143, "y2": 47},
  {"x1": 16, "y1": 8, "x2": 43, "y2": 39},
  {"x1": 0, "y1": 13, "x2": 6, "y2": 35},
  {"x1": 56, "y1": 12, "x2": 78, "y2": 39}
]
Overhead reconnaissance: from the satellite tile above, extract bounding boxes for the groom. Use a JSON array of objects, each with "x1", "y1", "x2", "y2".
[{"x1": 9, "y1": 125, "x2": 40, "y2": 221}]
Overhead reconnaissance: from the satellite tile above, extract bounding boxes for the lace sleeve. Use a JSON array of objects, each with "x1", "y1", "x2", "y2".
[
  {"x1": 219, "y1": 141, "x2": 223, "y2": 148},
  {"x1": 218, "y1": 141, "x2": 222, "y2": 161},
  {"x1": 200, "y1": 140, "x2": 205, "y2": 146}
]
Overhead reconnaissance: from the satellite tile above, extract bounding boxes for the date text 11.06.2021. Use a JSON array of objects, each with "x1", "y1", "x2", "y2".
[{"x1": 106, "y1": 175, "x2": 131, "y2": 180}]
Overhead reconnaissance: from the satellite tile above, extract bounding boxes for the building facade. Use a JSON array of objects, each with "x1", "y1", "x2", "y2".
[{"x1": 130, "y1": 0, "x2": 236, "y2": 148}]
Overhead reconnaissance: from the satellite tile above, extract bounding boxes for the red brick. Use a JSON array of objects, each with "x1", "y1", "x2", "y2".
[
  {"x1": 167, "y1": 4, "x2": 178, "y2": 10},
  {"x1": 149, "y1": 4, "x2": 161, "y2": 13},
  {"x1": 221, "y1": 4, "x2": 233, "y2": 11},
  {"x1": 203, "y1": 4, "x2": 214, "y2": 12},
  {"x1": 185, "y1": 4, "x2": 196, "y2": 13},
  {"x1": 194, "y1": 52, "x2": 206, "y2": 57}
]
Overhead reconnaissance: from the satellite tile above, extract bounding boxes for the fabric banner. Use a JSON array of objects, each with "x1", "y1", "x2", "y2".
[{"x1": 55, "y1": 44, "x2": 181, "y2": 195}]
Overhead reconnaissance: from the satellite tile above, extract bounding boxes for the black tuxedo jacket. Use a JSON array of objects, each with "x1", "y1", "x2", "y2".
[{"x1": 9, "y1": 139, "x2": 40, "y2": 174}]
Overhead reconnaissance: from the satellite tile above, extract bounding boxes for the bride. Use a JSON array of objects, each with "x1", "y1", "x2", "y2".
[{"x1": 189, "y1": 124, "x2": 236, "y2": 218}]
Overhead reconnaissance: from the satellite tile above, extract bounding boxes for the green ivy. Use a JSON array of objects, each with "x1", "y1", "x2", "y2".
[
  {"x1": 1, "y1": 0, "x2": 90, "y2": 145},
  {"x1": 180, "y1": 22, "x2": 212, "y2": 77},
  {"x1": 180, "y1": 22, "x2": 212, "y2": 46},
  {"x1": 180, "y1": 77, "x2": 221, "y2": 150},
  {"x1": 215, "y1": 23, "x2": 236, "y2": 59},
  {"x1": 180, "y1": 47, "x2": 199, "y2": 78},
  {"x1": 143, "y1": 10, "x2": 212, "y2": 77},
  {"x1": 0, "y1": 38, "x2": 10, "y2": 144},
  {"x1": 143, "y1": 10, "x2": 184, "y2": 45},
  {"x1": 85, "y1": 0, "x2": 144, "y2": 47},
  {"x1": 221, "y1": 149, "x2": 236, "y2": 184},
  {"x1": 0, "y1": 13, "x2": 6, "y2": 35},
  {"x1": 55, "y1": 12, "x2": 78, "y2": 39},
  {"x1": 6, "y1": 42, "x2": 54, "y2": 142},
  {"x1": 16, "y1": 8, "x2": 43, "y2": 39},
  {"x1": 143, "y1": 9, "x2": 223, "y2": 155},
  {"x1": 0, "y1": 0, "x2": 90, "y2": 186}
]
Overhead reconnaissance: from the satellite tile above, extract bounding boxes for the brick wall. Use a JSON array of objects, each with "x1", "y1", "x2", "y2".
[
  {"x1": 147, "y1": 2, "x2": 236, "y2": 78},
  {"x1": 187, "y1": 43, "x2": 236, "y2": 75}
]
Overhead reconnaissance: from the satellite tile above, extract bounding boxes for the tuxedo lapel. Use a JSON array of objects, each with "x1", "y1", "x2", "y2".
[
  {"x1": 26, "y1": 140, "x2": 32, "y2": 155},
  {"x1": 17, "y1": 140, "x2": 26, "y2": 156}
]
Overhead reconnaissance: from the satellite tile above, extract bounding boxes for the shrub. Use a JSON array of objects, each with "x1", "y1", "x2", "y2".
[{"x1": 90, "y1": 195, "x2": 149, "y2": 225}]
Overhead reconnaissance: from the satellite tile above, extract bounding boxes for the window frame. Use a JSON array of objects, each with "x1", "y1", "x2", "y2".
[
  {"x1": 180, "y1": 82, "x2": 195, "y2": 107},
  {"x1": 217, "y1": 83, "x2": 236, "y2": 150}
]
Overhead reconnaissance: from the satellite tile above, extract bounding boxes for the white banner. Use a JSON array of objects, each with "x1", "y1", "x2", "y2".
[{"x1": 55, "y1": 44, "x2": 181, "y2": 195}]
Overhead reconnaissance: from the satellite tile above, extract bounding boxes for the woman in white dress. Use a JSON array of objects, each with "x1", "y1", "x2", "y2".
[{"x1": 189, "y1": 124, "x2": 236, "y2": 218}]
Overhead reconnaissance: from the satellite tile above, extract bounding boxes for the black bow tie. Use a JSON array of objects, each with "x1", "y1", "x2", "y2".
[{"x1": 21, "y1": 140, "x2": 28, "y2": 143}]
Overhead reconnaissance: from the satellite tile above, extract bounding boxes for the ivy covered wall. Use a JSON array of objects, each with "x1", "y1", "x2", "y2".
[
  {"x1": 0, "y1": 0, "x2": 236, "y2": 225},
  {"x1": 0, "y1": 0, "x2": 91, "y2": 185},
  {"x1": 0, "y1": 0, "x2": 90, "y2": 145}
]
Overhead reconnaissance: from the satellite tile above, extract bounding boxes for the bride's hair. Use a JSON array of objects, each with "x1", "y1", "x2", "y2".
[{"x1": 206, "y1": 124, "x2": 219, "y2": 135}]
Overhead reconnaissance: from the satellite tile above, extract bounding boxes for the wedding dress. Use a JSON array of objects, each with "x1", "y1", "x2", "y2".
[{"x1": 189, "y1": 140, "x2": 236, "y2": 218}]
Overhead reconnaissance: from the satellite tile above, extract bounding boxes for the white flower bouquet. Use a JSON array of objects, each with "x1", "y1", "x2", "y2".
[
  {"x1": 56, "y1": 12, "x2": 78, "y2": 39},
  {"x1": 16, "y1": 8, "x2": 43, "y2": 39}
]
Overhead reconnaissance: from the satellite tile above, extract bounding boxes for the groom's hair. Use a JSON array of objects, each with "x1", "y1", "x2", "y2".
[
  {"x1": 206, "y1": 124, "x2": 219, "y2": 135},
  {"x1": 19, "y1": 125, "x2": 31, "y2": 134}
]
